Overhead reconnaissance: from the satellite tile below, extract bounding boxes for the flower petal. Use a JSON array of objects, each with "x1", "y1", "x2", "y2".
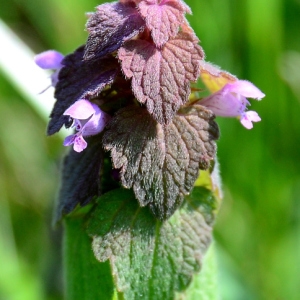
[
  {"x1": 245, "y1": 111, "x2": 261, "y2": 122},
  {"x1": 63, "y1": 134, "x2": 87, "y2": 152},
  {"x1": 34, "y1": 50, "x2": 64, "y2": 69},
  {"x1": 82, "y1": 110, "x2": 111, "y2": 136},
  {"x1": 223, "y1": 80, "x2": 265, "y2": 100},
  {"x1": 63, "y1": 134, "x2": 76, "y2": 146},
  {"x1": 240, "y1": 111, "x2": 261, "y2": 129},
  {"x1": 200, "y1": 91, "x2": 247, "y2": 117},
  {"x1": 63, "y1": 100, "x2": 98, "y2": 120},
  {"x1": 73, "y1": 136, "x2": 87, "y2": 152}
]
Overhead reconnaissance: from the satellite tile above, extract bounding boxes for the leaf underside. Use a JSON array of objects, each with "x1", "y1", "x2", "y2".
[
  {"x1": 48, "y1": 46, "x2": 119, "y2": 135},
  {"x1": 87, "y1": 187, "x2": 216, "y2": 300},
  {"x1": 138, "y1": 0, "x2": 191, "y2": 47},
  {"x1": 199, "y1": 60, "x2": 237, "y2": 93},
  {"x1": 54, "y1": 136, "x2": 103, "y2": 223},
  {"x1": 118, "y1": 31, "x2": 204, "y2": 124},
  {"x1": 103, "y1": 105, "x2": 219, "y2": 220},
  {"x1": 84, "y1": 2, "x2": 145, "y2": 61}
]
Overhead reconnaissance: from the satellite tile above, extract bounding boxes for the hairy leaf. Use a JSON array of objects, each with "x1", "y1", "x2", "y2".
[
  {"x1": 84, "y1": 2, "x2": 145, "y2": 61},
  {"x1": 118, "y1": 32, "x2": 204, "y2": 124},
  {"x1": 87, "y1": 187, "x2": 217, "y2": 300},
  {"x1": 138, "y1": 0, "x2": 191, "y2": 47},
  {"x1": 103, "y1": 105, "x2": 219, "y2": 219},
  {"x1": 175, "y1": 244, "x2": 220, "y2": 300},
  {"x1": 48, "y1": 46, "x2": 119, "y2": 135},
  {"x1": 54, "y1": 136, "x2": 103, "y2": 222},
  {"x1": 119, "y1": 0, "x2": 141, "y2": 5}
]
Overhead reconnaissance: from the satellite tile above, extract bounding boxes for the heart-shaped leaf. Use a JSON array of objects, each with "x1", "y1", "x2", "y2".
[
  {"x1": 87, "y1": 187, "x2": 217, "y2": 300},
  {"x1": 118, "y1": 31, "x2": 204, "y2": 124},
  {"x1": 84, "y1": 2, "x2": 145, "y2": 61},
  {"x1": 138, "y1": 0, "x2": 191, "y2": 47},
  {"x1": 54, "y1": 136, "x2": 103, "y2": 222},
  {"x1": 103, "y1": 104, "x2": 219, "y2": 219},
  {"x1": 48, "y1": 46, "x2": 119, "y2": 135}
]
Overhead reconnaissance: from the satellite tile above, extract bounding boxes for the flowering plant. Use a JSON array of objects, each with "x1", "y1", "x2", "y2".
[{"x1": 35, "y1": 0, "x2": 264, "y2": 298}]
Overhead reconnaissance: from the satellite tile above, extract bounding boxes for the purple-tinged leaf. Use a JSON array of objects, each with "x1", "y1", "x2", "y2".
[
  {"x1": 84, "y1": 2, "x2": 145, "y2": 61},
  {"x1": 54, "y1": 136, "x2": 103, "y2": 223},
  {"x1": 48, "y1": 46, "x2": 119, "y2": 135},
  {"x1": 103, "y1": 105, "x2": 219, "y2": 219},
  {"x1": 120, "y1": 0, "x2": 141, "y2": 4},
  {"x1": 138, "y1": 0, "x2": 191, "y2": 47},
  {"x1": 118, "y1": 32, "x2": 204, "y2": 124},
  {"x1": 87, "y1": 187, "x2": 217, "y2": 299}
]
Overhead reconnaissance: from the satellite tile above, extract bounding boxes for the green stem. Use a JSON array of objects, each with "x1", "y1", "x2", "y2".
[{"x1": 63, "y1": 217, "x2": 115, "y2": 300}]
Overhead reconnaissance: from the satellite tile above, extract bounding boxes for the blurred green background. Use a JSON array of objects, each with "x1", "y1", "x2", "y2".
[{"x1": 0, "y1": 0, "x2": 299, "y2": 299}]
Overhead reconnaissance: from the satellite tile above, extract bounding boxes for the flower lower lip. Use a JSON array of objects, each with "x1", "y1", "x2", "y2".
[{"x1": 199, "y1": 79, "x2": 264, "y2": 129}]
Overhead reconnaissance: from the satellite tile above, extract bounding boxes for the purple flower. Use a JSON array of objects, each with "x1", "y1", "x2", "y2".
[
  {"x1": 200, "y1": 80, "x2": 265, "y2": 129},
  {"x1": 34, "y1": 50, "x2": 64, "y2": 87},
  {"x1": 63, "y1": 99, "x2": 110, "y2": 152}
]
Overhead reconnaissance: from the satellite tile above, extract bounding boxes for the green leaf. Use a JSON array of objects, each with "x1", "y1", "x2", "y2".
[
  {"x1": 175, "y1": 243, "x2": 220, "y2": 300},
  {"x1": 87, "y1": 186, "x2": 217, "y2": 300},
  {"x1": 103, "y1": 105, "x2": 219, "y2": 219},
  {"x1": 64, "y1": 217, "x2": 115, "y2": 300}
]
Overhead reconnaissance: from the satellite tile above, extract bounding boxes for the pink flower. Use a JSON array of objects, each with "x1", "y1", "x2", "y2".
[
  {"x1": 63, "y1": 99, "x2": 110, "y2": 152},
  {"x1": 34, "y1": 50, "x2": 64, "y2": 87},
  {"x1": 200, "y1": 80, "x2": 265, "y2": 129}
]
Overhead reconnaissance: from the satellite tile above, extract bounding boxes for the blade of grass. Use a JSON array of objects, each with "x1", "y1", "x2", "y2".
[{"x1": 0, "y1": 19, "x2": 67, "y2": 139}]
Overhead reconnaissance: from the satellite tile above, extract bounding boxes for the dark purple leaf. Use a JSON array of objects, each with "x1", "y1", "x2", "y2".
[
  {"x1": 118, "y1": 32, "x2": 204, "y2": 124},
  {"x1": 138, "y1": 0, "x2": 191, "y2": 47},
  {"x1": 84, "y1": 2, "x2": 145, "y2": 61},
  {"x1": 48, "y1": 46, "x2": 119, "y2": 135},
  {"x1": 103, "y1": 105, "x2": 219, "y2": 219},
  {"x1": 54, "y1": 136, "x2": 103, "y2": 223}
]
